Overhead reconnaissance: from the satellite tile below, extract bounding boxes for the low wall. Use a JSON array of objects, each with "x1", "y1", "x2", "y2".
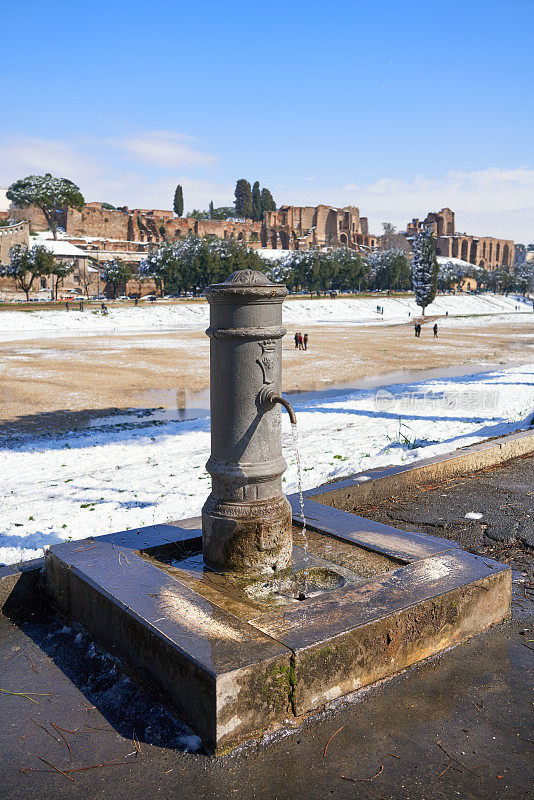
[{"x1": 308, "y1": 429, "x2": 534, "y2": 511}]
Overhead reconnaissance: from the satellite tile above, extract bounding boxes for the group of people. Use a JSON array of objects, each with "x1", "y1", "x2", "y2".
[
  {"x1": 294, "y1": 332, "x2": 309, "y2": 350},
  {"x1": 414, "y1": 322, "x2": 438, "y2": 338},
  {"x1": 65, "y1": 300, "x2": 84, "y2": 312}
]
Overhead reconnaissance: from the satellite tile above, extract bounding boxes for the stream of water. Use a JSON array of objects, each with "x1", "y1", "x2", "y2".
[{"x1": 291, "y1": 421, "x2": 310, "y2": 597}]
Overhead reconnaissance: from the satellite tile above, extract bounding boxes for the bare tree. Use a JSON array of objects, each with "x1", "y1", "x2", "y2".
[{"x1": 380, "y1": 223, "x2": 412, "y2": 253}]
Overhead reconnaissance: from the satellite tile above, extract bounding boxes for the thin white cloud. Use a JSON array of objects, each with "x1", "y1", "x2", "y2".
[
  {"x1": 287, "y1": 167, "x2": 534, "y2": 241},
  {"x1": 115, "y1": 131, "x2": 216, "y2": 168},
  {"x1": 0, "y1": 135, "x2": 531, "y2": 241},
  {"x1": 0, "y1": 136, "x2": 101, "y2": 185}
]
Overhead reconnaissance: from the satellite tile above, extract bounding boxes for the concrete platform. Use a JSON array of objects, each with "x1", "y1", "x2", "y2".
[{"x1": 45, "y1": 475, "x2": 511, "y2": 752}]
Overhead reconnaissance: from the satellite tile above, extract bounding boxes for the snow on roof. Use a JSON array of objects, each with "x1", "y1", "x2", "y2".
[
  {"x1": 437, "y1": 256, "x2": 479, "y2": 269},
  {"x1": 30, "y1": 232, "x2": 89, "y2": 258}
]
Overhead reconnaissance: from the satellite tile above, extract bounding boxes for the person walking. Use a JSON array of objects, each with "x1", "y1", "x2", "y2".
[
  {"x1": 79, "y1": 300, "x2": 84, "y2": 312},
  {"x1": 298, "y1": 332, "x2": 304, "y2": 350},
  {"x1": 65, "y1": 301, "x2": 69, "y2": 312},
  {"x1": 433, "y1": 323, "x2": 438, "y2": 338},
  {"x1": 294, "y1": 332, "x2": 299, "y2": 349},
  {"x1": 414, "y1": 322, "x2": 419, "y2": 338},
  {"x1": 303, "y1": 333, "x2": 308, "y2": 350}
]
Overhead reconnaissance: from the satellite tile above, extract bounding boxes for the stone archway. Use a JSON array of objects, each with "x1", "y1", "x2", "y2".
[
  {"x1": 502, "y1": 244, "x2": 509, "y2": 266},
  {"x1": 271, "y1": 232, "x2": 278, "y2": 249},
  {"x1": 470, "y1": 242, "x2": 477, "y2": 264},
  {"x1": 496, "y1": 243, "x2": 501, "y2": 263},
  {"x1": 461, "y1": 240, "x2": 468, "y2": 261},
  {"x1": 452, "y1": 238, "x2": 458, "y2": 258},
  {"x1": 279, "y1": 231, "x2": 289, "y2": 249},
  {"x1": 479, "y1": 260, "x2": 485, "y2": 268},
  {"x1": 339, "y1": 233, "x2": 348, "y2": 245}
]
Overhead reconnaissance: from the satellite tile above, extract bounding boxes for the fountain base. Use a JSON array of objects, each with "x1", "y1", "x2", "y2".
[
  {"x1": 45, "y1": 495, "x2": 510, "y2": 754},
  {"x1": 201, "y1": 494, "x2": 293, "y2": 575}
]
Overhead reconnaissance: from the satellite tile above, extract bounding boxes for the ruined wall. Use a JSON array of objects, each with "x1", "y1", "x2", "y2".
[
  {"x1": 10, "y1": 201, "x2": 378, "y2": 255},
  {"x1": 0, "y1": 220, "x2": 29, "y2": 264},
  {"x1": 406, "y1": 208, "x2": 514, "y2": 271},
  {"x1": 263, "y1": 204, "x2": 378, "y2": 251}
]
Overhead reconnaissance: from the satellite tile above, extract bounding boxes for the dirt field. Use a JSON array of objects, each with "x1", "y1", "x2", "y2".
[{"x1": 0, "y1": 317, "x2": 532, "y2": 429}]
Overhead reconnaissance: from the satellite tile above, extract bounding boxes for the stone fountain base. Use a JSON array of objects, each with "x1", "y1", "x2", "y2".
[{"x1": 45, "y1": 492, "x2": 510, "y2": 754}]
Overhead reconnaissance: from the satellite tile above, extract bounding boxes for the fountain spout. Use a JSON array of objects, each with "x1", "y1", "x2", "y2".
[{"x1": 259, "y1": 388, "x2": 297, "y2": 425}]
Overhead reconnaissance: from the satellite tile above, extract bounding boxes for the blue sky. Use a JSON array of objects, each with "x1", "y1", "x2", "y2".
[{"x1": 1, "y1": 0, "x2": 533, "y2": 240}]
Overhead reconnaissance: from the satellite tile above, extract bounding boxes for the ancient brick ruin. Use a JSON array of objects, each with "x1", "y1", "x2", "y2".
[
  {"x1": 11, "y1": 201, "x2": 379, "y2": 254},
  {"x1": 406, "y1": 207, "x2": 514, "y2": 271},
  {"x1": 262, "y1": 205, "x2": 378, "y2": 250}
]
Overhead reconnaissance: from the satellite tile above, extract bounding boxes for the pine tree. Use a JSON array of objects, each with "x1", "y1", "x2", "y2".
[
  {"x1": 209, "y1": 200, "x2": 214, "y2": 219},
  {"x1": 173, "y1": 185, "x2": 184, "y2": 217},
  {"x1": 411, "y1": 227, "x2": 438, "y2": 315},
  {"x1": 7, "y1": 174, "x2": 84, "y2": 240},
  {"x1": 261, "y1": 187, "x2": 276, "y2": 213},
  {"x1": 252, "y1": 181, "x2": 262, "y2": 221},
  {"x1": 234, "y1": 179, "x2": 253, "y2": 219}
]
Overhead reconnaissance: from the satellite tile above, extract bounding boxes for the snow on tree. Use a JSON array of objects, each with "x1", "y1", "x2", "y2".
[
  {"x1": 7, "y1": 174, "x2": 84, "y2": 240},
  {"x1": 0, "y1": 243, "x2": 55, "y2": 300},
  {"x1": 100, "y1": 257, "x2": 132, "y2": 299},
  {"x1": 411, "y1": 227, "x2": 438, "y2": 315},
  {"x1": 366, "y1": 249, "x2": 411, "y2": 290},
  {"x1": 51, "y1": 260, "x2": 75, "y2": 300},
  {"x1": 173, "y1": 184, "x2": 184, "y2": 217},
  {"x1": 140, "y1": 234, "x2": 265, "y2": 295}
]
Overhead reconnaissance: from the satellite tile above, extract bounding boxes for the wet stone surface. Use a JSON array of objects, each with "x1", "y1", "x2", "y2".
[
  {"x1": 138, "y1": 528, "x2": 398, "y2": 615},
  {"x1": 351, "y1": 454, "x2": 534, "y2": 583}
]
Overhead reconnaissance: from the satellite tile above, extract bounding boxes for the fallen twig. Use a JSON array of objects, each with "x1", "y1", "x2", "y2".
[
  {"x1": 51, "y1": 723, "x2": 72, "y2": 753},
  {"x1": 26, "y1": 653, "x2": 38, "y2": 673},
  {"x1": 31, "y1": 718, "x2": 61, "y2": 744},
  {"x1": 74, "y1": 546, "x2": 99, "y2": 553},
  {"x1": 436, "y1": 757, "x2": 452, "y2": 778},
  {"x1": 436, "y1": 741, "x2": 482, "y2": 780},
  {"x1": 341, "y1": 765, "x2": 384, "y2": 782},
  {"x1": 0, "y1": 688, "x2": 51, "y2": 704},
  {"x1": 36, "y1": 755, "x2": 75, "y2": 782},
  {"x1": 323, "y1": 726, "x2": 344, "y2": 756}
]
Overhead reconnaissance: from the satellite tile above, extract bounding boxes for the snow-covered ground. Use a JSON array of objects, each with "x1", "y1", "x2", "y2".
[
  {"x1": 0, "y1": 293, "x2": 531, "y2": 342},
  {"x1": 1, "y1": 363, "x2": 533, "y2": 566}
]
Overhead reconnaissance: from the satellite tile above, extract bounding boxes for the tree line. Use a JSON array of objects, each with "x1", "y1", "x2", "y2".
[{"x1": 139, "y1": 235, "x2": 265, "y2": 295}]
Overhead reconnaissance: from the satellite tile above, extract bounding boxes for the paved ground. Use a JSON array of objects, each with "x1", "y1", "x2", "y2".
[
  {"x1": 352, "y1": 453, "x2": 534, "y2": 570},
  {"x1": 1, "y1": 455, "x2": 533, "y2": 800}
]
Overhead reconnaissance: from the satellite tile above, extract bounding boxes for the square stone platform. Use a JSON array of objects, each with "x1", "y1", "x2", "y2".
[{"x1": 45, "y1": 492, "x2": 511, "y2": 754}]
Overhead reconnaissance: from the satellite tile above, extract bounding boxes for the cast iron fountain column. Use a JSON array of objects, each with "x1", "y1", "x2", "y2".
[{"x1": 202, "y1": 269, "x2": 294, "y2": 574}]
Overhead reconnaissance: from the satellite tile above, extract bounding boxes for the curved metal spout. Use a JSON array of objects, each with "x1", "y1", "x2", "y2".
[{"x1": 259, "y1": 388, "x2": 297, "y2": 424}]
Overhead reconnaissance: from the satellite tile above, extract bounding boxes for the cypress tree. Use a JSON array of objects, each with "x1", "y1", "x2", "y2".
[
  {"x1": 261, "y1": 187, "x2": 276, "y2": 213},
  {"x1": 173, "y1": 184, "x2": 184, "y2": 217},
  {"x1": 234, "y1": 179, "x2": 253, "y2": 219},
  {"x1": 411, "y1": 227, "x2": 438, "y2": 315},
  {"x1": 209, "y1": 200, "x2": 214, "y2": 219},
  {"x1": 252, "y1": 181, "x2": 262, "y2": 221}
]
